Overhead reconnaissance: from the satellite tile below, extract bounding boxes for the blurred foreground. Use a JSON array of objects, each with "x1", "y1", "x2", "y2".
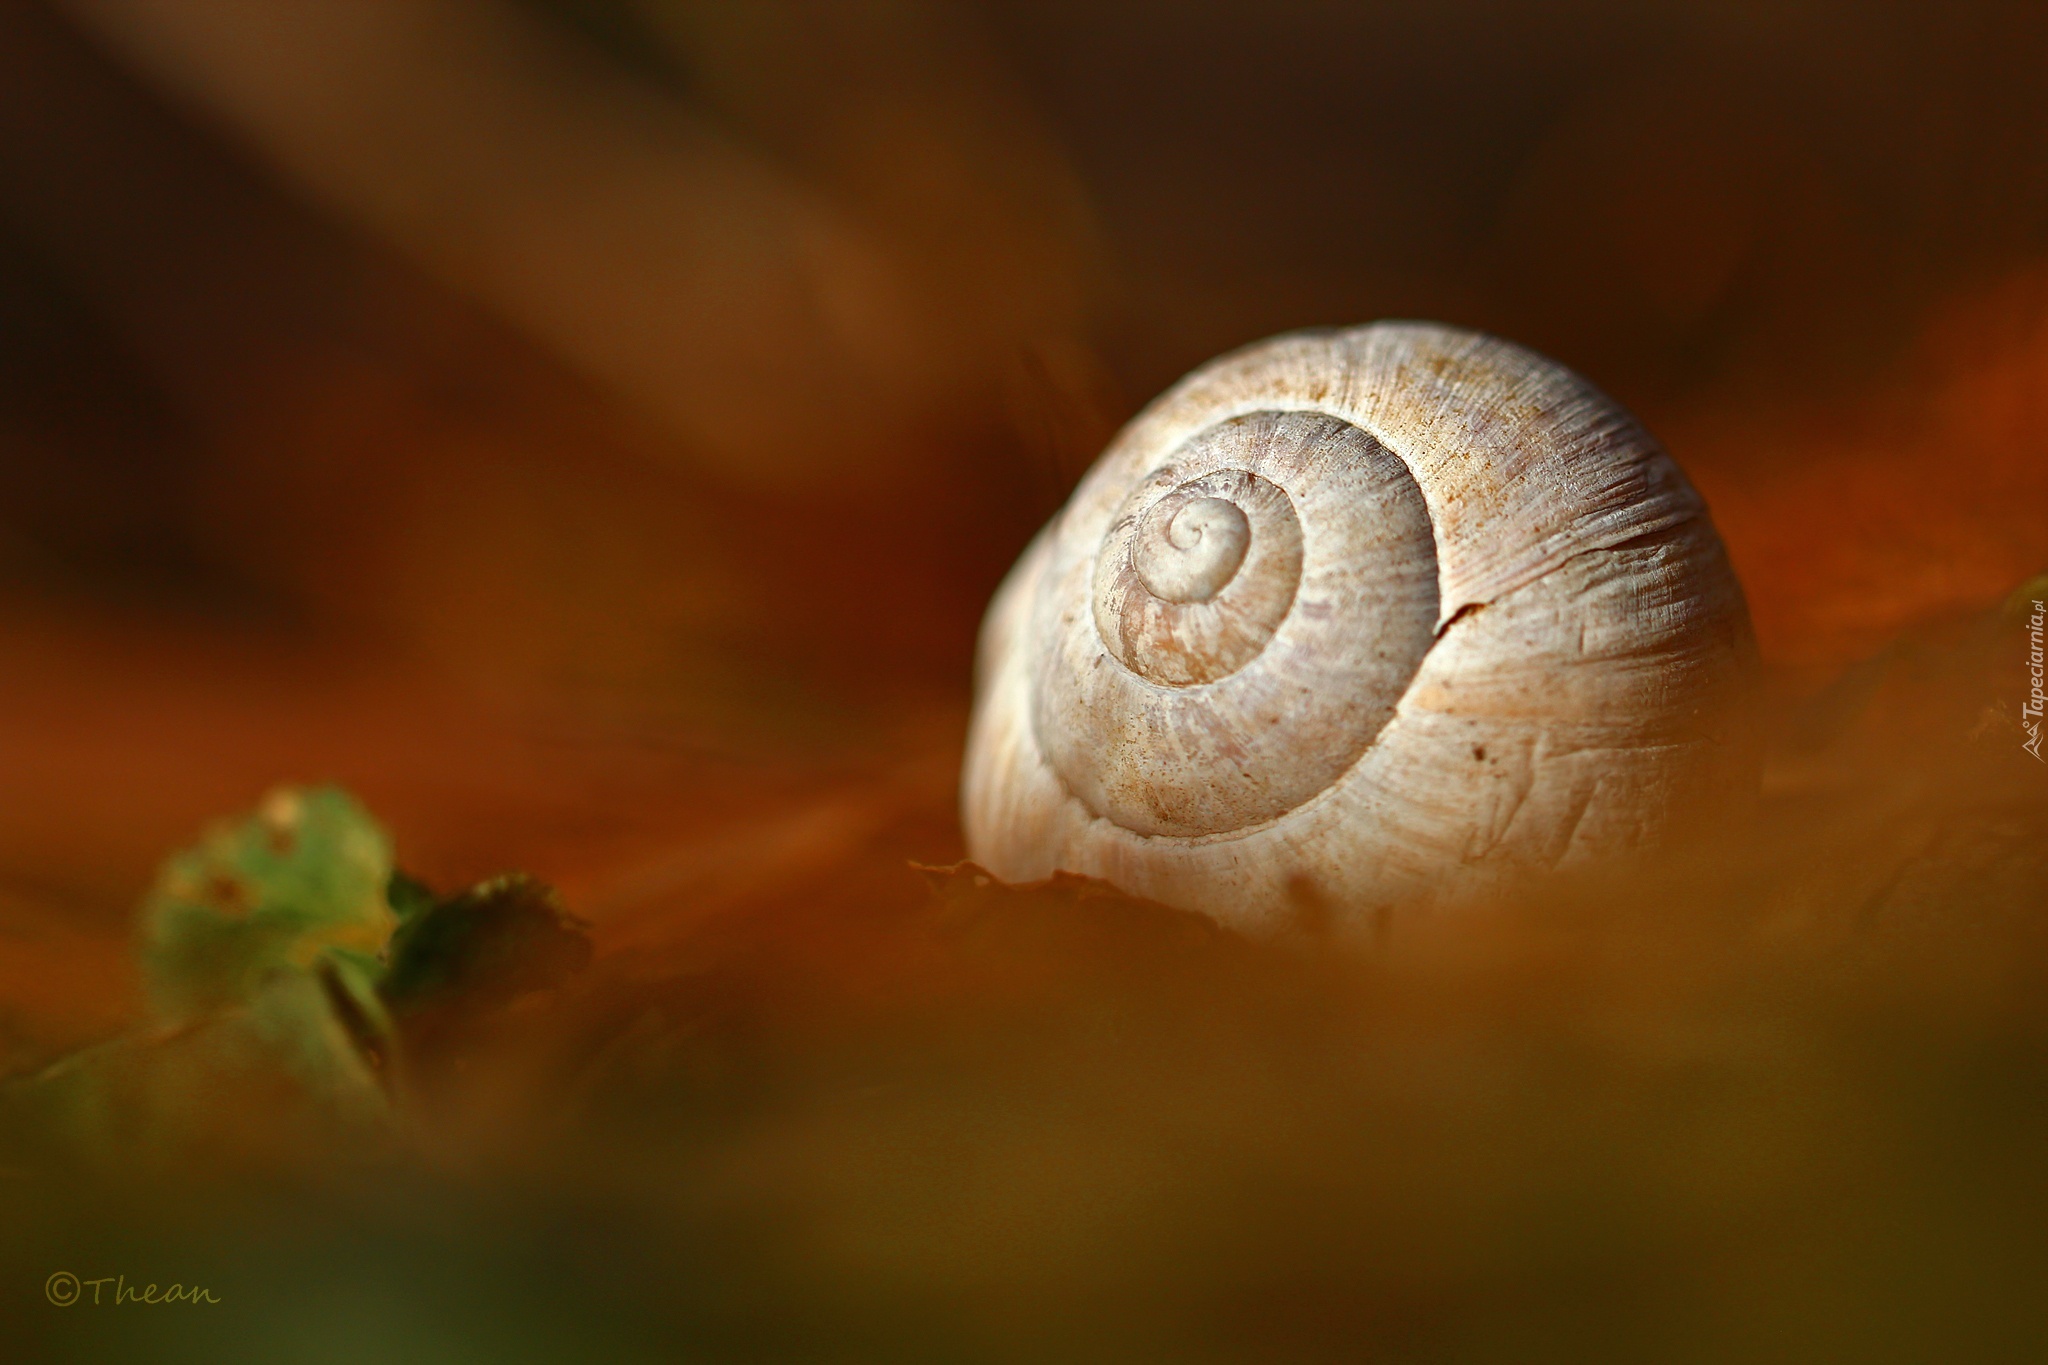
[{"x1": 4, "y1": 585, "x2": 2045, "y2": 1363}]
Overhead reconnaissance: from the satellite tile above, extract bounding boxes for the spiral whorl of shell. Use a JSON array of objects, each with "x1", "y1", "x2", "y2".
[
  {"x1": 1051, "y1": 410, "x2": 1438, "y2": 838},
  {"x1": 963, "y1": 322, "x2": 1756, "y2": 935}
]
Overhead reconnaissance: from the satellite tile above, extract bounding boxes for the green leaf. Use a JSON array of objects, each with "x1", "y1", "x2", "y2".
[
  {"x1": 138, "y1": 786, "x2": 399, "y2": 1023},
  {"x1": 382, "y1": 873, "x2": 592, "y2": 1016}
]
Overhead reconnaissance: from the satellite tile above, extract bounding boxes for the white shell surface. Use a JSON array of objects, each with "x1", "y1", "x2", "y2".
[
  {"x1": 1050, "y1": 410, "x2": 1438, "y2": 837},
  {"x1": 961, "y1": 322, "x2": 1756, "y2": 935}
]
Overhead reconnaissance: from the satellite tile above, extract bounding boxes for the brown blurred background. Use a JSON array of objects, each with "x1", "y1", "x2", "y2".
[{"x1": 2, "y1": 0, "x2": 2047, "y2": 1048}]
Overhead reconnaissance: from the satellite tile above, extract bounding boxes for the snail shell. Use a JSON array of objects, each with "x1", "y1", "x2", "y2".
[{"x1": 961, "y1": 323, "x2": 1756, "y2": 935}]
